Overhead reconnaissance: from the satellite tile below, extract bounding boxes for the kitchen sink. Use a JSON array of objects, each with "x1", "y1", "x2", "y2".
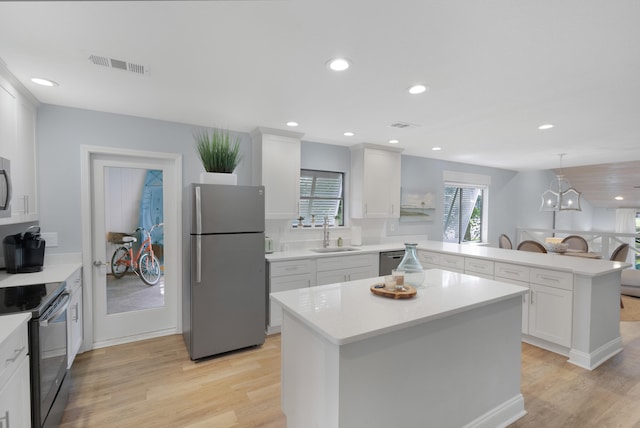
[{"x1": 310, "y1": 247, "x2": 361, "y2": 253}]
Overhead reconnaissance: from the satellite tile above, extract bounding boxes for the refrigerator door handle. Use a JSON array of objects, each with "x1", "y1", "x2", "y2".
[
  {"x1": 195, "y1": 185, "x2": 202, "y2": 235},
  {"x1": 196, "y1": 235, "x2": 202, "y2": 283},
  {"x1": 195, "y1": 185, "x2": 203, "y2": 283}
]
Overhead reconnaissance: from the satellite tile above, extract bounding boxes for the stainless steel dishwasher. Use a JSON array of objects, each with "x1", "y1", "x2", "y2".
[{"x1": 379, "y1": 250, "x2": 405, "y2": 276}]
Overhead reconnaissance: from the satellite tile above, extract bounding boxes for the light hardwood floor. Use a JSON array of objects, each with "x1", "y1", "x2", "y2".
[{"x1": 61, "y1": 323, "x2": 640, "y2": 427}]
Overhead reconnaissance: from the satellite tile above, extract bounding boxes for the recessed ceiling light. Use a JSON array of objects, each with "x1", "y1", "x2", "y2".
[
  {"x1": 31, "y1": 77, "x2": 58, "y2": 87},
  {"x1": 344, "y1": 132, "x2": 354, "y2": 137},
  {"x1": 408, "y1": 84, "x2": 429, "y2": 95},
  {"x1": 286, "y1": 121, "x2": 299, "y2": 127},
  {"x1": 389, "y1": 139, "x2": 399, "y2": 144},
  {"x1": 432, "y1": 147, "x2": 442, "y2": 151},
  {"x1": 615, "y1": 196, "x2": 624, "y2": 201},
  {"x1": 538, "y1": 123, "x2": 554, "y2": 130},
  {"x1": 327, "y1": 58, "x2": 351, "y2": 71}
]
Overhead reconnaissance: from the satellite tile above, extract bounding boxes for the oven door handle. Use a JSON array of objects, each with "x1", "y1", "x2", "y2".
[{"x1": 40, "y1": 293, "x2": 71, "y2": 327}]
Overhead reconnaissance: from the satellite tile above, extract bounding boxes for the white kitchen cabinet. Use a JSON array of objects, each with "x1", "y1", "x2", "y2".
[
  {"x1": 251, "y1": 127, "x2": 304, "y2": 220},
  {"x1": 350, "y1": 144, "x2": 402, "y2": 218},
  {"x1": 14, "y1": 98, "x2": 38, "y2": 221},
  {"x1": 417, "y1": 250, "x2": 440, "y2": 269},
  {"x1": 464, "y1": 257, "x2": 494, "y2": 277},
  {"x1": 66, "y1": 267, "x2": 83, "y2": 368},
  {"x1": 316, "y1": 253, "x2": 378, "y2": 286},
  {"x1": 0, "y1": 315, "x2": 31, "y2": 428},
  {"x1": 0, "y1": 69, "x2": 39, "y2": 225},
  {"x1": 528, "y1": 283, "x2": 573, "y2": 347},
  {"x1": 0, "y1": 80, "x2": 16, "y2": 161},
  {"x1": 267, "y1": 259, "x2": 316, "y2": 333},
  {"x1": 438, "y1": 253, "x2": 465, "y2": 273},
  {"x1": 527, "y1": 268, "x2": 573, "y2": 348},
  {"x1": 495, "y1": 262, "x2": 532, "y2": 334}
]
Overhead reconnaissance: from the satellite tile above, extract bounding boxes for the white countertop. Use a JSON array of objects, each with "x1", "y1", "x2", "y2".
[
  {"x1": 0, "y1": 312, "x2": 31, "y2": 345},
  {"x1": 266, "y1": 240, "x2": 630, "y2": 277},
  {"x1": 0, "y1": 262, "x2": 82, "y2": 287},
  {"x1": 271, "y1": 268, "x2": 528, "y2": 346}
]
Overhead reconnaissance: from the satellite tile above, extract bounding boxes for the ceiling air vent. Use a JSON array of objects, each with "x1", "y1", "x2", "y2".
[
  {"x1": 89, "y1": 54, "x2": 149, "y2": 75},
  {"x1": 389, "y1": 121, "x2": 419, "y2": 129}
]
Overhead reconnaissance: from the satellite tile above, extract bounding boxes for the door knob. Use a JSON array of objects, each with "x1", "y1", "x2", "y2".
[{"x1": 93, "y1": 260, "x2": 107, "y2": 267}]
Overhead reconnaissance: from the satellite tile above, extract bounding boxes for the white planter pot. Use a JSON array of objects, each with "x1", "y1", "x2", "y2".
[{"x1": 199, "y1": 172, "x2": 237, "y2": 185}]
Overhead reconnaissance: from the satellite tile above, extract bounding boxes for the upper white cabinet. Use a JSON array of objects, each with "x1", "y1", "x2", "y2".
[
  {"x1": 251, "y1": 127, "x2": 304, "y2": 220},
  {"x1": 0, "y1": 67, "x2": 39, "y2": 225},
  {"x1": 350, "y1": 144, "x2": 402, "y2": 218}
]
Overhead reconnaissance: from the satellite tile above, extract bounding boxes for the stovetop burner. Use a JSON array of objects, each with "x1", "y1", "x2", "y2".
[{"x1": 0, "y1": 282, "x2": 66, "y2": 317}]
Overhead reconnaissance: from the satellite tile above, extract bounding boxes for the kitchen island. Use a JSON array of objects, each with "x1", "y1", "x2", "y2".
[{"x1": 271, "y1": 269, "x2": 528, "y2": 428}]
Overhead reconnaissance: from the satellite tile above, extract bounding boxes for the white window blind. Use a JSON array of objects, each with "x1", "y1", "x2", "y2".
[
  {"x1": 443, "y1": 184, "x2": 486, "y2": 243},
  {"x1": 295, "y1": 169, "x2": 344, "y2": 227}
]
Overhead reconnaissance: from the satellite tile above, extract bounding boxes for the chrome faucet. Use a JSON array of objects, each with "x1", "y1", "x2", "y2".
[{"x1": 323, "y1": 216, "x2": 330, "y2": 248}]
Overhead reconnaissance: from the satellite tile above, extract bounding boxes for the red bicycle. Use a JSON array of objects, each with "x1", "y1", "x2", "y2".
[{"x1": 110, "y1": 223, "x2": 163, "y2": 286}]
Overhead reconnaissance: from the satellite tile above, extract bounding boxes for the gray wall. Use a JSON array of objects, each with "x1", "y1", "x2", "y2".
[
  {"x1": 30, "y1": 103, "x2": 611, "y2": 259},
  {"x1": 36, "y1": 104, "x2": 253, "y2": 255},
  {"x1": 395, "y1": 155, "x2": 520, "y2": 246}
]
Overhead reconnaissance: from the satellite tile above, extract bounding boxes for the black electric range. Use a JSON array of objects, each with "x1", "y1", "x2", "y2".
[{"x1": 0, "y1": 281, "x2": 67, "y2": 317}]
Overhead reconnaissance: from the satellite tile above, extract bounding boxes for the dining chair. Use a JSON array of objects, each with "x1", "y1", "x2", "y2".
[
  {"x1": 610, "y1": 243, "x2": 630, "y2": 262},
  {"x1": 561, "y1": 235, "x2": 589, "y2": 252},
  {"x1": 499, "y1": 234, "x2": 513, "y2": 249},
  {"x1": 517, "y1": 240, "x2": 547, "y2": 253},
  {"x1": 610, "y1": 243, "x2": 630, "y2": 308}
]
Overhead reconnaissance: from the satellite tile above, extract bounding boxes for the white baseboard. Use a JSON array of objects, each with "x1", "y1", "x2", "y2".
[
  {"x1": 568, "y1": 336, "x2": 623, "y2": 370},
  {"x1": 91, "y1": 327, "x2": 179, "y2": 350},
  {"x1": 462, "y1": 394, "x2": 526, "y2": 428}
]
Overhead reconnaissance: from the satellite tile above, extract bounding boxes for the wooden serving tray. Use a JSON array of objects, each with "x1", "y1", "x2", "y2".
[{"x1": 370, "y1": 283, "x2": 417, "y2": 299}]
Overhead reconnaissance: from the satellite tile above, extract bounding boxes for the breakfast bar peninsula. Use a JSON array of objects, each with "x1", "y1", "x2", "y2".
[{"x1": 271, "y1": 269, "x2": 528, "y2": 428}]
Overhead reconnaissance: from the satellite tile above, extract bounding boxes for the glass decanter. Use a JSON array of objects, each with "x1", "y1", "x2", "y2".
[{"x1": 397, "y1": 243, "x2": 425, "y2": 287}]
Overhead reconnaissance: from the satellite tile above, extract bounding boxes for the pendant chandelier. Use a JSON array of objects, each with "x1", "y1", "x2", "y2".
[{"x1": 540, "y1": 154, "x2": 582, "y2": 212}]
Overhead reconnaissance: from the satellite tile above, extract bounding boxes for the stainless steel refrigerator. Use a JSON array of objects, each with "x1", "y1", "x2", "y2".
[{"x1": 184, "y1": 183, "x2": 266, "y2": 360}]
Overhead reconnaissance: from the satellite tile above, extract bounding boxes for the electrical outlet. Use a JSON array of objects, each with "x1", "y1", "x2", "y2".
[
  {"x1": 389, "y1": 222, "x2": 396, "y2": 232},
  {"x1": 41, "y1": 232, "x2": 58, "y2": 247}
]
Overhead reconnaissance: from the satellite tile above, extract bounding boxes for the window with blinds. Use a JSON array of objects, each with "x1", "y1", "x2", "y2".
[
  {"x1": 294, "y1": 169, "x2": 344, "y2": 227},
  {"x1": 443, "y1": 184, "x2": 485, "y2": 243}
]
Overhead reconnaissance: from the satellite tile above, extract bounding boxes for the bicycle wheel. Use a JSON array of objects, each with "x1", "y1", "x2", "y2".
[
  {"x1": 138, "y1": 253, "x2": 161, "y2": 286},
  {"x1": 111, "y1": 247, "x2": 131, "y2": 279}
]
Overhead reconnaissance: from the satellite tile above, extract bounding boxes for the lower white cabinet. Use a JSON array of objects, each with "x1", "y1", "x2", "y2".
[
  {"x1": 417, "y1": 250, "x2": 440, "y2": 269},
  {"x1": 316, "y1": 253, "x2": 378, "y2": 286},
  {"x1": 268, "y1": 259, "x2": 316, "y2": 332},
  {"x1": 66, "y1": 267, "x2": 83, "y2": 368},
  {"x1": 527, "y1": 267, "x2": 573, "y2": 348},
  {"x1": 528, "y1": 283, "x2": 573, "y2": 347},
  {"x1": 268, "y1": 253, "x2": 379, "y2": 332},
  {"x1": 0, "y1": 316, "x2": 31, "y2": 428}
]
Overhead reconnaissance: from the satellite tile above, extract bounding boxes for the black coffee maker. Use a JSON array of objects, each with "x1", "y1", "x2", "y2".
[{"x1": 3, "y1": 225, "x2": 46, "y2": 273}]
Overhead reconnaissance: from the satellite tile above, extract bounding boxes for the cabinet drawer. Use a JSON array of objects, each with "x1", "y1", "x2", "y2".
[
  {"x1": 530, "y1": 268, "x2": 573, "y2": 291},
  {"x1": 271, "y1": 274, "x2": 314, "y2": 293},
  {"x1": 270, "y1": 259, "x2": 315, "y2": 277},
  {"x1": 465, "y1": 258, "x2": 494, "y2": 276},
  {"x1": 0, "y1": 322, "x2": 28, "y2": 387},
  {"x1": 418, "y1": 251, "x2": 440, "y2": 267},
  {"x1": 495, "y1": 262, "x2": 530, "y2": 282},
  {"x1": 317, "y1": 253, "x2": 376, "y2": 272},
  {"x1": 439, "y1": 254, "x2": 465, "y2": 271}
]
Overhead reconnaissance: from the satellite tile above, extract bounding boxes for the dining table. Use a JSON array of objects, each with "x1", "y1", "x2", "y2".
[{"x1": 558, "y1": 249, "x2": 602, "y2": 259}]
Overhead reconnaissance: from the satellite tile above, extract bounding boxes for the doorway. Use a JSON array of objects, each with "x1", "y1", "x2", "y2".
[{"x1": 81, "y1": 146, "x2": 182, "y2": 349}]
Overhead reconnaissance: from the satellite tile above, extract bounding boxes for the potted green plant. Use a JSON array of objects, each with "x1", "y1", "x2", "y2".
[{"x1": 194, "y1": 128, "x2": 242, "y2": 185}]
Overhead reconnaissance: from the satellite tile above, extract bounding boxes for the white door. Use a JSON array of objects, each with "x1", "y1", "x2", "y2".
[{"x1": 86, "y1": 149, "x2": 181, "y2": 348}]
